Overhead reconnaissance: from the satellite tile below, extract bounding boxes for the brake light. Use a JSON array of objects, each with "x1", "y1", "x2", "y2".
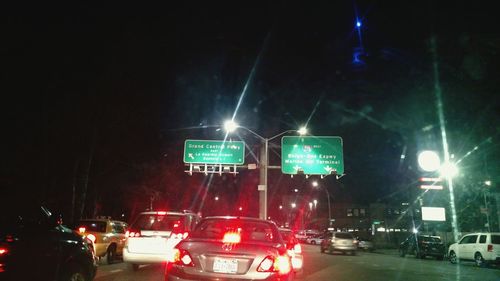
[
  {"x1": 86, "y1": 233, "x2": 96, "y2": 243},
  {"x1": 157, "y1": 211, "x2": 167, "y2": 215},
  {"x1": 0, "y1": 248, "x2": 8, "y2": 255},
  {"x1": 257, "y1": 255, "x2": 291, "y2": 275},
  {"x1": 78, "y1": 227, "x2": 86, "y2": 233},
  {"x1": 222, "y1": 232, "x2": 241, "y2": 244},
  {"x1": 126, "y1": 229, "x2": 141, "y2": 238},
  {"x1": 293, "y1": 243, "x2": 302, "y2": 254},
  {"x1": 488, "y1": 244, "x2": 493, "y2": 252},
  {"x1": 171, "y1": 249, "x2": 194, "y2": 266}
]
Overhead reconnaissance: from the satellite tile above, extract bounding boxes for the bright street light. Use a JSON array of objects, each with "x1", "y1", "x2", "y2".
[
  {"x1": 224, "y1": 120, "x2": 239, "y2": 133},
  {"x1": 485, "y1": 180, "x2": 492, "y2": 186},
  {"x1": 312, "y1": 181, "x2": 319, "y2": 187},
  {"x1": 417, "y1": 150, "x2": 441, "y2": 172},
  {"x1": 291, "y1": 203, "x2": 296, "y2": 208},
  {"x1": 298, "y1": 126, "x2": 308, "y2": 135},
  {"x1": 440, "y1": 162, "x2": 459, "y2": 178}
]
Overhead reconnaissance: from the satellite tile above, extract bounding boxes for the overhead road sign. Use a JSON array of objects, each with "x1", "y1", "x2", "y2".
[
  {"x1": 281, "y1": 136, "x2": 344, "y2": 175},
  {"x1": 183, "y1": 140, "x2": 245, "y2": 165}
]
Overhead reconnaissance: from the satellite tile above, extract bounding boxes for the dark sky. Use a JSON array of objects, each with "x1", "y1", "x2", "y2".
[{"x1": 2, "y1": 1, "x2": 499, "y2": 220}]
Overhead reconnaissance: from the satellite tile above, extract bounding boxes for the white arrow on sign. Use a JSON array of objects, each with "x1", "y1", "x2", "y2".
[
  {"x1": 293, "y1": 165, "x2": 302, "y2": 171},
  {"x1": 324, "y1": 166, "x2": 333, "y2": 172},
  {"x1": 188, "y1": 153, "x2": 195, "y2": 160}
]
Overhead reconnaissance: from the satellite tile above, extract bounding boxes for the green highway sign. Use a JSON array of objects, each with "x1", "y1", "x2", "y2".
[
  {"x1": 183, "y1": 140, "x2": 245, "y2": 165},
  {"x1": 281, "y1": 136, "x2": 344, "y2": 175}
]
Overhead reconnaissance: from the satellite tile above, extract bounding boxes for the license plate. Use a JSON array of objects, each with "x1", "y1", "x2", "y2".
[{"x1": 213, "y1": 258, "x2": 238, "y2": 274}]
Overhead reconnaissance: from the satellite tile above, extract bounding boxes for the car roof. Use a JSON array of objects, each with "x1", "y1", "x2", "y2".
[{"x1": 79, "y1": 218, "x2": 127, "y2": 223}]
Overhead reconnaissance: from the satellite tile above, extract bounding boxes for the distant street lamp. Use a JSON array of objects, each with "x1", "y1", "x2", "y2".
[
  {"x1": 312, "y1": 180, "x2": 332, "y2": 226},
  {"x1": 417, "y1": 150, "x2": 441, "y2": 172},
  {"x1": 224, "y1": 119, "x2": 307, "y2": 220}
]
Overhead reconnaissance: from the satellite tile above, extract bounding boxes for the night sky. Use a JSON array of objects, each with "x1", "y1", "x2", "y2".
[{"x1": 2, "y1": 1, "x2": 499, "y2": 223}]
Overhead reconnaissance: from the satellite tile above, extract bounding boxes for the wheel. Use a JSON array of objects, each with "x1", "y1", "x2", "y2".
[
  {"x1": 474, "y1": 253, "x2": 486, "y2": 267},
  {"x1": 61, "y1": 263, "x2": 88, "y2": 281},
  {"x1": 130, "y1": 263, "x2": 140, "y2": 271},
  {"x1": 449, "y1": 251, "x2": 458, "y2": 264},
  {"x1": 106, "y1": 244, "x2": 117, "y2": 264},
  {"x1": 311, "y1": 240, "x2": 316, "y2": 245}
]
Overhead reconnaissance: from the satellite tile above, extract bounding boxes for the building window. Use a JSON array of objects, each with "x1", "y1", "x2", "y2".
[
  {"x1": 353, "y1": 209, "x2": 359, "y2": 217},
  {"x1": 360, "y1": 208, "x2": 366, "y2": 217},
  {"x1": 347, "y1": 209, "x2": 353, "y2": 217}
]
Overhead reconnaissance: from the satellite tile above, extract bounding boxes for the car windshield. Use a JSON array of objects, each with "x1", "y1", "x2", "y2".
[
  {"x1": 78, "y1": 221, "x2": 107, "y2": 233},
  {"x1": 191, "y1": 218, "x2": 280, "y2": 243},
  {"x1": 421, "y1": 236, "x2": 441, "y2": 243},
  {"x1": 132, "y1": 214, "x2": 183, "y2": 231}
]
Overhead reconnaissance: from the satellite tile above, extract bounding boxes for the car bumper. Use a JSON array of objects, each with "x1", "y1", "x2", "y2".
[
  {"x1": 332, "y1": 244, "x2": 357, "y2": 251},
  {"x1": 166, "y1": 266, "x2": 293, "y2": 281},
  {"x1": 123, "y1": 247, "x2": 171, "y2": 264}
]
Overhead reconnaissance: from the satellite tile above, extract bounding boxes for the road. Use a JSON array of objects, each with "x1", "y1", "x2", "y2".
[{"x1": 95, "y1": 245, "x2": 500, "y2": 281}]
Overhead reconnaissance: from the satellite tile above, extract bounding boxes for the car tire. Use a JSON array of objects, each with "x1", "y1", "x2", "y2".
[
  {"x1": 106, "y1": 244, "x2": 117, "y2": 264},
  {"x1": 130, "y1": 263, "x2": 140, "y2": 271},
  {"x1": 311, "y1": 240, "x2": 316, "y2": 245},
  {"x1": 474, "y1": 252, "x2": 486, "y2": 267},
  {"x1": 449, "y1": 251, "x2": 458, "y2": 264},
  {"x1": 61, "y1": 263, "x2": 88, "y2": 281}
]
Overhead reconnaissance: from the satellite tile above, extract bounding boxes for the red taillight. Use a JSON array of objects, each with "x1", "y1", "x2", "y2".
[
  {"x1": 257, "y1": 255, "x2": 291, "y2": 275},
  {"x1": 0, "y1": 248, "x2": 8, "y2": 255},
  {"x1": 126, "y1": 229, "x2": 141, "y2": 238},
  {"x1": 171, "y1": 249, "x2": 194, "y2": 266},
  {"x1": 86, "y1": 233, "x2": 96, "y2": 243},
  {"x1": 293, "y1": 243, "x2": 302, "y2": 254},
  {"x1": 222, "y1": 232, "x2": 241, "y2": 244},
  {"x1": 78, "y1": 227, "x2": 86, "y2": 234},
  {"x1": 488, "y1": 244, "x2": 493, "y2": 252}
]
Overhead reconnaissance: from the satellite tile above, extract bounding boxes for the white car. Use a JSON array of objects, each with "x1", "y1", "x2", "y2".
[
  {"x1": 123, "y1": 210, "x2": 201, "y2": 271},
  {"x1": 306, "y1": 234, "x2": 324, "y2": 245},
  {"x1": 448, "y1": 232, "x2": 500, "y2": 267}
]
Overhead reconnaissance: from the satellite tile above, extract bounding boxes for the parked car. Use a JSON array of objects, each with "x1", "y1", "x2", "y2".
[
  {"x1": 306, "y1": 234, "x2": 324, "y2": 245},
  {"x1": 399, "y1": 234, "x2": 445, "y2": 260},
  {"x1": 320, "y1": 232, "x2": 357, "y2": 255},
  {"x1": 0, "y1": 204, "x2": 97, "y2": 281},
  {"x1": 278, "y1": 228, "x2": 303, "y2": 275},
  {"x1": 357, "y1": 237, "x2": 375, "y2": 252},
  {"x1": 166, "y1": 216, "x2": 294, "y2": 281},
  {"x1": 448, "y1": 232, "x2": 500, "y2": 267},
  {"x1": 123, "y1": 210, "x2": 201, "y2": 271},
  {"x1": 76, "y1": 218, "x2": 128, "y2": 264}
]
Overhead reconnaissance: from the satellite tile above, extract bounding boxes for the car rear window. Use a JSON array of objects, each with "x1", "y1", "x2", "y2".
[
  {"x1": 421, "y1": 236, "x2": 441, "y2": 243},
  {"x1": 132, "y1": 214, "x2": 184, "y2": 231},
  {"x1": 491, "y1": 235, "x2": 500, "y2": 244},
  {"x1": 191, "y1": 218, "x2": 280, "y2": 243},
  {"x1": 335, "y1": 233, "x2": 353, "y2": 239},
  {"x1": 79, "y1": 221, "x2": 107, "y2": 233}
]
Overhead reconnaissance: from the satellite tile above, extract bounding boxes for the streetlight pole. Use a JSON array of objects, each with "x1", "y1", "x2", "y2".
[
  {"x1": 224, "y1": 120, "x2": 307, "y2": 220},
  {"x1": 312, "y1": 181, "x2": 332, "y2": 227},
  {"x1": 259, "y1": 138, "x2": 268, "y2": 220}
]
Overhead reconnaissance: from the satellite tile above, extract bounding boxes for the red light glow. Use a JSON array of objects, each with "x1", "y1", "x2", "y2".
[
  {"x1": 79, "y1": 227, "x2": 86, "y2": 233},
  {"x1": 222, "y1": 232, "x2": 241, "y2": 244},
  {"x1": 86, "y1": 234, "x2": 96, "y2": 243},
  {"x1": 0, "y1": 248, "x2": 7, "y2": 255},
  {"x1": 157, "y1": 211, "x2": 167, "y2": 215}
]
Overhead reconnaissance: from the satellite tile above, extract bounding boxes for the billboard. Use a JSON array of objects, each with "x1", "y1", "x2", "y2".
[{"x1": 421, "y1": 207, "x2": 446, "y2": 221}]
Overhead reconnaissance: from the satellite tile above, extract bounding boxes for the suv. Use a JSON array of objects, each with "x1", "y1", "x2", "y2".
[
  {"x1": 320, "y1": 232, "x2": 357, "y2": 255},
  {"x1": 0, "y1": 205, "x2": 97, "y2": 281},
  {"x1": 123, "y1": 210, "x2": 201, "y2": 271},
  {"x1": 448, "y1": 232, "x2": 500, "y2": 267},
  {"x1": 399, "y1": 234, "x2": 445, "y2": 260},
  {"x1": 76, "y1": 218, "x2": 128, "y2": 264}
]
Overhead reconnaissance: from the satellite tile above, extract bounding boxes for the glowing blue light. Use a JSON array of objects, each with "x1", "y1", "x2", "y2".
[{"x1": 356, "y1": 21, "x2": 362, "y2": 28}]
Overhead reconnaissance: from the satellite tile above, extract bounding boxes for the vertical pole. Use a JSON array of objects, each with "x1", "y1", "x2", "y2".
[
  {"x1": 326, "y1": 188, "x2": 332, "y2": 227},
  {"x1": 484, "y1": 191, "x2": 491, "y2": 232},
  {"x1": 259, "y1": 139, "x2": 268, "y2": 220}
]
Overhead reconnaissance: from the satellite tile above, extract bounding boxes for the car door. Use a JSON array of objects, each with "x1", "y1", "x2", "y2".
[{"x1": 458, "y1": 235, "x2": 478, "y2": 260}]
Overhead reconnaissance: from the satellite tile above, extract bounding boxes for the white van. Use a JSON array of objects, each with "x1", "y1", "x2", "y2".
[
  {"x1": 123, "y1": 210, "x2": 201, "y2": 271},
  {"x1": 448, "y1": 232, "x2": 500, "y2": 267}
]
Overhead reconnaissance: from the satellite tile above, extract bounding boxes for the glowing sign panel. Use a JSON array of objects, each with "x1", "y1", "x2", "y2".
[
  {"x1": 184, "y1": 140, "x2": 245, "y2": 165},
  {"x1": 421, "y1": 207, "x2": 446, "y2": 221}
]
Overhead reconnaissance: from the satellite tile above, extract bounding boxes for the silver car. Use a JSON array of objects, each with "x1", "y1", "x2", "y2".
[
  {"x1": 166, "y1": 216, "x2": 294, "y2": 281},
  {"x1": 320, "y1": 232, "x2": 357, "y2": 255}
]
